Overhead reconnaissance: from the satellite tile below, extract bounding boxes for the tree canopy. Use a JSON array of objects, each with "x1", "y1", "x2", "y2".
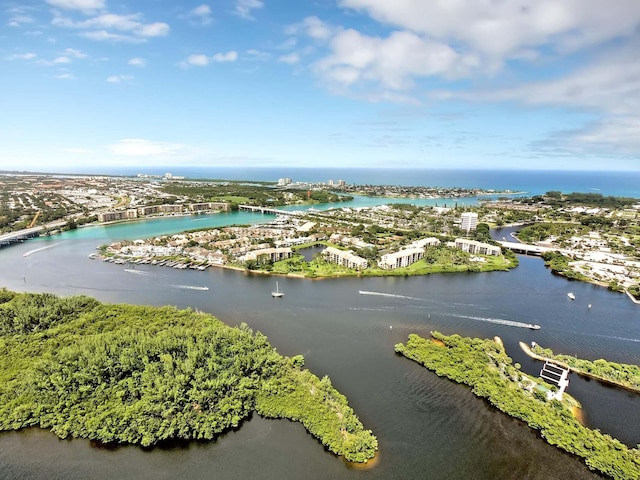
[{"x1": 0, "y1": 289, "x2": 377, "y2": 462}]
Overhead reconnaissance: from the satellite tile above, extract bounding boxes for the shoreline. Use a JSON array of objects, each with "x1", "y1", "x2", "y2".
[{"x1": 519, "y1": 341, "x2": 640, "y2": 394}]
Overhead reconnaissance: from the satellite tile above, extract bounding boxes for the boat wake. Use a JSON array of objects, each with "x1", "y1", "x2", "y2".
[
  {"x1": 359, "y1": 290, "x2": 423, "y2": 301},
  {"x1": 451, "y1": 313, "x2": 540, "y2": 330},
  {"x1": 172, "y1": 284, "x2": 209, "y2": 291},
  {"x1": 124, "y1": 268, "x2": 156, "y2": 277},
  {"x1": 23, "y1": 242, "x2": 65, "y2": 257}
]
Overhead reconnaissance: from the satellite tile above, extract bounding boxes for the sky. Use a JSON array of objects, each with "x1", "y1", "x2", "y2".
[{"x1": 2, "y1": 0, "x2": 640, "y2": 172}]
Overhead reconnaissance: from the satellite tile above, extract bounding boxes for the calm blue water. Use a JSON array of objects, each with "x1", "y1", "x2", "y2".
[{"x1": 63, "y1": 166, "x2": 640, "y2": 198}]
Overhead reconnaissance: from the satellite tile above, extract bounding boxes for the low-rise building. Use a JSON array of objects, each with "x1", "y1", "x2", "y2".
[
  {"x1": 379, "y1": 247, "x2": 424, "y2": 270},
  {"x1": 378, "y1": 237, "x2": 440, "y2": 270},
  {"x1": 189, "y1": 202, "x2": 229, "y2": 212},
  {"x1": 322, "y1": 246, "x2": 368, "y2": 270},
  {"x1": 98, "y1": 209, "x2": 138, "y2": 222},
  {"x1": 454, "y1": 238, "x2": 501, "y2": 256},
  {"x1": 240, "y1": 247, "x2": 293, "y2": 264}
]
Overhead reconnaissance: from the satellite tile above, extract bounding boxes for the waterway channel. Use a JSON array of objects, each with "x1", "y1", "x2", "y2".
[{"x1": 0, "y1": 207, "x2": 639, "y2": 479}]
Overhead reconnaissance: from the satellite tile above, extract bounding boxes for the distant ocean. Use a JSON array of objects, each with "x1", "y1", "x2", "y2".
[{"x1": 79, "y1": 167, "x2": 640, "y2": 199}]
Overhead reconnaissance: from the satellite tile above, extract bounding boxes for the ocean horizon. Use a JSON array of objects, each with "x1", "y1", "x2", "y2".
[{"x1": 5, "y1": 166, "x2": 640, "y2": 199}]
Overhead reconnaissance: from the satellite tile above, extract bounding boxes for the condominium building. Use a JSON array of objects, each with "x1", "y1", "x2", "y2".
[
  {"x1": 137, "y1": 204, "x2": 184, "y2": 216},
  {"x1": 460, "y1": 212, "x2": 478, "y2": 232},
  {"x1": 322, "y1": 246, "x2": 368, "y2": 270},
  {"x1": 378, "y1": 237, "x2": 440, "y2": 270},
  {"x1": 97, "y1": 209, "x2": 138, "y2": 222},
  {"x1": 189, "y1": 202, "x2": 229, "y2": 212},
  {"x1": 379, "y1": 247, "x2": 424, "y2": 270},
  {"x1": 240, "y1": 247, "x2": 293, "y2": 264},
  {"x1": 454, "y1": 238, "x2": 501, "y2": 256}
]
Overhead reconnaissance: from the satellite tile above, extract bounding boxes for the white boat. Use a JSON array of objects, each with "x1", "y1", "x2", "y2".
[
  {"x1": 272, "y1": 281, "x2": 284, "y2": 298},
  {"x1": 567, "y1": 292, "x2": 575, "y2": 300},
  {"x1": 527, "y1": 324, "x2": 541, "y2": 330}
]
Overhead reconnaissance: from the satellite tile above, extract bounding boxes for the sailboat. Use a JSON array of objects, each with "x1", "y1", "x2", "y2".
[{"x1": 272, "y1": 281, "x2": 284, "y2": 298}]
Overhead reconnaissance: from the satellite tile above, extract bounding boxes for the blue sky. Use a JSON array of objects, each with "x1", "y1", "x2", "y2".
[{"x1": 2, "y1": 0, "x2": 640, "y2": 172}]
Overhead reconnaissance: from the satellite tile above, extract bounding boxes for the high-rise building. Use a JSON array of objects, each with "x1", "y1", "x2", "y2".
[{"x1": 460, "y1": 212, "x2": 478, "y2": 232}]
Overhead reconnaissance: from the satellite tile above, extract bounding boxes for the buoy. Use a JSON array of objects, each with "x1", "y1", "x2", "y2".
[{"x1": 588, "y1": 304, "x2": 592, "y2": 309}]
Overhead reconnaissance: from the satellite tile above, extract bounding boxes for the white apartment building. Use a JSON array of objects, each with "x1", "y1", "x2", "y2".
[
  {"x1": 379, "y1": 247, "x2": 424, "y2": 270},
  {"x1": 460, "y1": 212, "x2": 478, "y2": 232},
  {"x1": 322, "y1": 246, "x2": 368, "y2": 270},
  {"x1": 411, "y1": 237, "x2": 441, "y2": 249},
  {"x1": 240, "y1": 247, "x2": 293, "y2": 264},
  {"x1": 454, "y1": 238, "x2": 501, "y2": 256},
  {"x1": 378, "y1": 237, "x2": 440, "y2": 270}
]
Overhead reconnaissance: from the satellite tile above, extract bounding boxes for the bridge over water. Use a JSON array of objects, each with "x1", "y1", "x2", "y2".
[
  {"x1": 238, "y1": 205, "x2": 298, "y2": 216},
  {"x1": 0, "y1": 221, "x2": 67, "y2": 248},
  {"x1": 0, "y1": 226, "x2": 43, "y2": 247},
  {"x1": 497, "y1": 241, "x2": 552, "y2": 256}
]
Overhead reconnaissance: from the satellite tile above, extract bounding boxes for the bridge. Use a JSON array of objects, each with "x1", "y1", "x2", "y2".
[
  {"x1": 0, "y1": 226, "x2": 43, "y2": 247},
  {"x1": 497, "y1": 241, "x2": 552, "y2": 256},
  {"x1": 238, "y1": 205, "x2": 298, "y2": 216},
  {"x1": 0, "y1": 221, "x2": 68, "y2": 248}
]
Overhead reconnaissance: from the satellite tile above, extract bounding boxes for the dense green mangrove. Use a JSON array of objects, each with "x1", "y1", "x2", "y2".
[
  {"x1": 395, "y1": 332, "x2": 640, "y2": 480},
  {"x1": 0, "y1": 289, "x2": 377, "y2": 463},
  {"x1": 530, "y1": 343, "x2": 640, "y2": 393}
]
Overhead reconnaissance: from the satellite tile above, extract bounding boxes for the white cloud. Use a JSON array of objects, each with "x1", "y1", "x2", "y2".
[
  {"x1": 80, "y1": 30, "x2": 144, "y2": 43},
  {"x1": 245, "y1": 49, "x2": 270, "y2": 61},
  {"x1": 52, "y1": 12, "x2": 169, "y2": 42},
  {"x1": 212, "y1": 51, "x2": 238, "y2": 62},
  {"x1": 128, "y1": 57, "x2": 145, "y2": 67},
  {"x1": 106, "y1": 74, "x2": 133, "y2": 83},
  {"x1": 180, "y1": 51, "x2": 238, "y2": 68},
  {"x1": 107, "y1": 139, "x2": 187, "y2": 157},
  {"x1": 187, "y1": 4, "x2": 213, "y2": 26},
  {"x1": 185, "y1": 54, "x2": 210, "y2": 67},
  {"x1": 45, "y1": 0, "x2": 105, "y2": 14},
  {"x1": 278, "y1": 53, "x2": 300, "y2": 65},
  {"x1": 234, "y1": 0, "x2": 263, "y2": 20},
  {"x1": 53, "y1": 56, "x2": 72, "y2": 64},
  {"x1": 287, "y1": 16, "x2": 334, "y2": 41},
  {"x1": 137, "y1": 22, "x2": 169, "y2": 37},
  {"x1": 572, "y1": 117, "x2": 640, "y2": 153},
  {"x1": 339, "y1": 0, "x2": 640, "y2": 61},
  {"x1": 314, "y1": 29, "x2": 478, "y2": 91},
  {"x1": 6, "y1": 52, "x2": 37, "y2": 60},
  {"x1": 8, "y1": 14, "x2": 35, "y2": 27},
  {"x1": 64, "y1": 48, "x2": 87, "y2": 59}
]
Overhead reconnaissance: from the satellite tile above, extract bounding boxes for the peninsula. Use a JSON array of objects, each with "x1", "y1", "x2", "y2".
[
  {"x1": 0, "y1": 289, "x2": 378, "y2": 463},
  {"x1": 395, "y1": 332, "x2": 640, "y2": 480}
]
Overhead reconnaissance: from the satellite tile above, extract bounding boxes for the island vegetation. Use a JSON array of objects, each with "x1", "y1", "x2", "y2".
[
  {"x1": 528, "y1": 343, "x2": 640, "y2": 393},
  {"x1": 395, "y1": 332, "x2": 640, "y2": 480},
  {"x1": 0, "y1": 289, "x2": 377, "y2": 463}
]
